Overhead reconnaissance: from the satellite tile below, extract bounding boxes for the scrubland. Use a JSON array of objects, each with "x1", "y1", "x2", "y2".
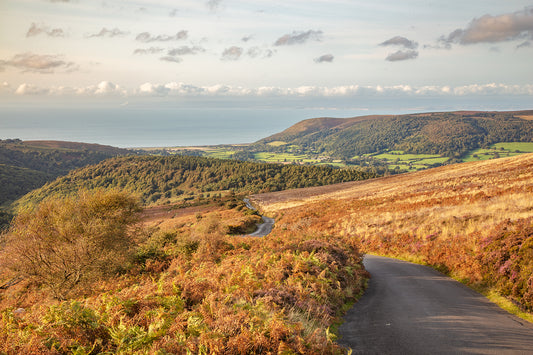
[
  {"x1": 0, "y1": 192, "x2": 367, "y2": 354},
  {"x1": 2, "y1": 152, "x2": 532, "y2": 354},
  {"x1": 253, "y1": 154, "x2": 533, "y2": 314}
]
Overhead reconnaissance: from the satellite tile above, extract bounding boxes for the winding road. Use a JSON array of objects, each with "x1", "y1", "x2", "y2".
[
  {"x1": 243, "y1": 198, "x2": 275, "y2": 237},
  {"x1": 338, "y1": 255, "x2": 533, "y2": 354}
]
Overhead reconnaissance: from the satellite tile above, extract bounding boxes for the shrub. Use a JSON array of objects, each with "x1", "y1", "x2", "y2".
[{"x1": 2, "y1": 189, "x2": 141, "y2": 299}]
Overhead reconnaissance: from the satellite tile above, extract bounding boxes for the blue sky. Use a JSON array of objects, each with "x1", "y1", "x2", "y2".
[{"x1": 1, "y1": 1, "x2": 532, "y2": 119}]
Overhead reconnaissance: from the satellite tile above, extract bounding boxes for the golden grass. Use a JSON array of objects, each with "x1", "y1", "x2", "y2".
[{"x1": 252, "y1": 153, "x2": 533, "y2": 319}]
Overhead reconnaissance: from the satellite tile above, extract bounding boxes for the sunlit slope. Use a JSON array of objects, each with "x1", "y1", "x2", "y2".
[
  {"x1": 251, "y1": 154, "x2": 533, "y2": 311},
  {"x1": 251, "y1": 153, "x2": 533, "y2": 213}
]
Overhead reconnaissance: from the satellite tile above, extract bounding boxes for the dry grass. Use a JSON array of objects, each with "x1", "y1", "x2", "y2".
[
  {"x1": 253, "y1": 154, "x2": 533, "y2": 313},
  {"x1": 0, "y1": 198, "x2": 367, "y2": 354}
]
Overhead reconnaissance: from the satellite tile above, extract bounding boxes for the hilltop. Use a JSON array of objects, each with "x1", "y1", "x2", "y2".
[{"x1": 257, "y1": 110, "x2": 533, "y2": 158}]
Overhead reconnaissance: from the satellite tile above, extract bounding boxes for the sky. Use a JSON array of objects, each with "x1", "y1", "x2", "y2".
[{"x1": 0, "y1": 1, "x2": 532, "y2": 146}]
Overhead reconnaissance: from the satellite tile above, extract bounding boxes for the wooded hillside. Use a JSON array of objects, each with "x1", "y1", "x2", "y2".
[
  {"x1": 15, "y1": 155, "x2": 375, "y2": 209},
  {"x1": 0, "y1": 139, "x2": 129, "y2": 208},
  {"x1": 253, "y1": 110, "x2": 533, "y2": 159}
]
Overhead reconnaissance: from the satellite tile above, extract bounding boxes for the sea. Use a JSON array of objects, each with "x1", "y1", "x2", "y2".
[
  {"x1": 1, "y1": 97, "x2": 529, "y2": 148},
  {"x1": 0, "y1": 106, "x2": 372, "y2": 148}
]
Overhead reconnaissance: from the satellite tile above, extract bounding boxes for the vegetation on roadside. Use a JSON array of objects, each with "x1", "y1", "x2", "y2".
[
  {"x1": 0, "y1": 191, "x2": 368, "y2": 354},
  {"x1": 253, "y1": 154, "x2": 533, "y2": 314}
]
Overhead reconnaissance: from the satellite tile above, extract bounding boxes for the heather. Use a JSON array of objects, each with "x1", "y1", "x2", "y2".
[{"x1": 253, "y1": 154, "x2": 533, "y2": 312}]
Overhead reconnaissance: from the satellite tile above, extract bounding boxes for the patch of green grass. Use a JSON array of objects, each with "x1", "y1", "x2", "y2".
[
  {"x1": 463, "y1": 142, "x2": 533, "y2": 162},
  {"x1": 493, "y1": 142, "x2": 533, "y2": 152},
  {"x1": 373, "y1": 153, "x2": 442, "y2": 161},
  {"x1": 253, "y1": 152, "x2": 319, "y2": 164},
  {"x1": 203, "y1": 149, "x2": 235, "y2": 159},
  {"x1": 485, "y1": 291, "x2": 533, "y2": 324},
  {"x1": 368, "y1": 151, "x2": 449, "y2": 172},
  {"x1": 416, "y1": 157, "x2": 450, "y2": 165}
]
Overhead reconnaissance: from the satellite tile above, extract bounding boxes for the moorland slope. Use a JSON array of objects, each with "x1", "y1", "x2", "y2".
[{"x1": 251, "y1": 153, "x2": 533, "y2": 312}]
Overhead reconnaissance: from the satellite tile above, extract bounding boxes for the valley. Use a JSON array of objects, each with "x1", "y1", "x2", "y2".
[{"x1": 150, "y1": 110, "x2": 533, "y2": 173}]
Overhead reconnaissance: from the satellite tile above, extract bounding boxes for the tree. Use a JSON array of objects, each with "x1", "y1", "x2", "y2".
[{"x1": 2, "y1": 190, "x2": 141, "y2": 299}]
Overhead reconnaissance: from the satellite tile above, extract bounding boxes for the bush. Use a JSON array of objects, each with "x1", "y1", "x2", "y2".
[{"x1": 2, "y1": 189, "x2": 141, "y2": 299}]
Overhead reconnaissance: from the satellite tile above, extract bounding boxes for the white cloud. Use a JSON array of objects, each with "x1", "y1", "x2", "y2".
[
  {"x1": 7, "y1": 81, "x2": 533, "y2": 99},
  {"x1": 516, "y1": 41, "x2": 532, "y2": 49},
  {"x1": 26, "y1": 23, "x2": 65, "y2": 38},
  {"x1": 160, "y1": 56, "x2": 183, "y2": 63},
  {"x1": 0, "y1": 53, "x2": 77, "y2": 73},
  {"x1": 221, "y1": 46, "x2": 243, "y2": 61},
  {"x1": 314, "y1": 54, "x2": 334, "y2": 63},
  {"x1": 88, "y1": 28, "x2": 129, "y2": 38},
  {"x1": 247, "y1": 47, "x2": 275, "y2": 59},
  {"x1": 15, "y1": 83, "x2": 49, "y2": 95},
  {"x1": 206, "y1": 0, "x2": 222, "y2": 12},
  {"x1": 136, "y1": 31, "x2": 188, "y2": 43},
  {"x1": 133, "y1": 47, "x2": 164, "y2": 55},
  {"x1": 168, "y1": 46, "x2": 205, "y2": 56},
  {"x1": 379, "y1": 36, "x2": 418, "y2": 49}
]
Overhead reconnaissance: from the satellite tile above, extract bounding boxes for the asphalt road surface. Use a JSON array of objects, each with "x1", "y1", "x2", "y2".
[
  {"x1": 243, "y1": 198, "x2": 275, "y2": 237},
  {"x1": 338, "y1": 255, "x2": 533, "y2": 355},
  {"x1": 247, "y1": 215, "x2": 275, "y2": 237}
]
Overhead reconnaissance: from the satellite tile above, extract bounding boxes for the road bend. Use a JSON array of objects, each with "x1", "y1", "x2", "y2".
[
  {"x1": 243, "y1": 198, "x2": 274, "y2": 237},
  {"x1": 338, "y1": 255, "x2": 533, "y2": 355}
]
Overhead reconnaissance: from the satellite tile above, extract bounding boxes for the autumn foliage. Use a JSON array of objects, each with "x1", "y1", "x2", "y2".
[
  {"x1": 253, "y1": 153, "x2": 533, "y2": 312},
  {"x1": 0, "y1": 194, "x2": 367, "y2": 354},
  {"x1": 2, "y1": 190, "x2": 141, "y2": 300}
]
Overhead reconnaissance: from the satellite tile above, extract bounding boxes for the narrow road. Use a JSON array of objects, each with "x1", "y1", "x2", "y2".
[
  {"x1": 338, "y1": 255, "x2": 533, "y2": 354},
  {"x1": 243, "y1": 198, "x2": 274, "y2": 237},
  {"x1": 247, "y1": 215, "x2": 275, "y2": 237}
]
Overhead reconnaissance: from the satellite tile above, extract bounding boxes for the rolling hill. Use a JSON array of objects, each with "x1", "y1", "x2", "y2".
[{"x1": 248, "y1": 110, "x2": 533, "y2": 164}]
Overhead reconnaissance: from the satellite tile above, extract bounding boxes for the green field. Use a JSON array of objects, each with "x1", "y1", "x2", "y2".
[
  {"x1": 253, "y1": 152, "x2": 321, "y2": 164},
  {"x1": 462, "y1": 142, "x2": 533, "y2": 162},
  {"x1": 266, "y1": 141, "x2": 288, "y2": 147},
  {"x1": 157, "y1": 141, "x2": 533, "y2": 172},
  {"x1": 371, "y1": 152, "x2": 441, "y2": 161},
  {"x1": 365, "y1": 151, "x2": 449, "y2": 172},
  {"x1": 203, "y1": 148, "x2": 235, "y2": 159}
]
